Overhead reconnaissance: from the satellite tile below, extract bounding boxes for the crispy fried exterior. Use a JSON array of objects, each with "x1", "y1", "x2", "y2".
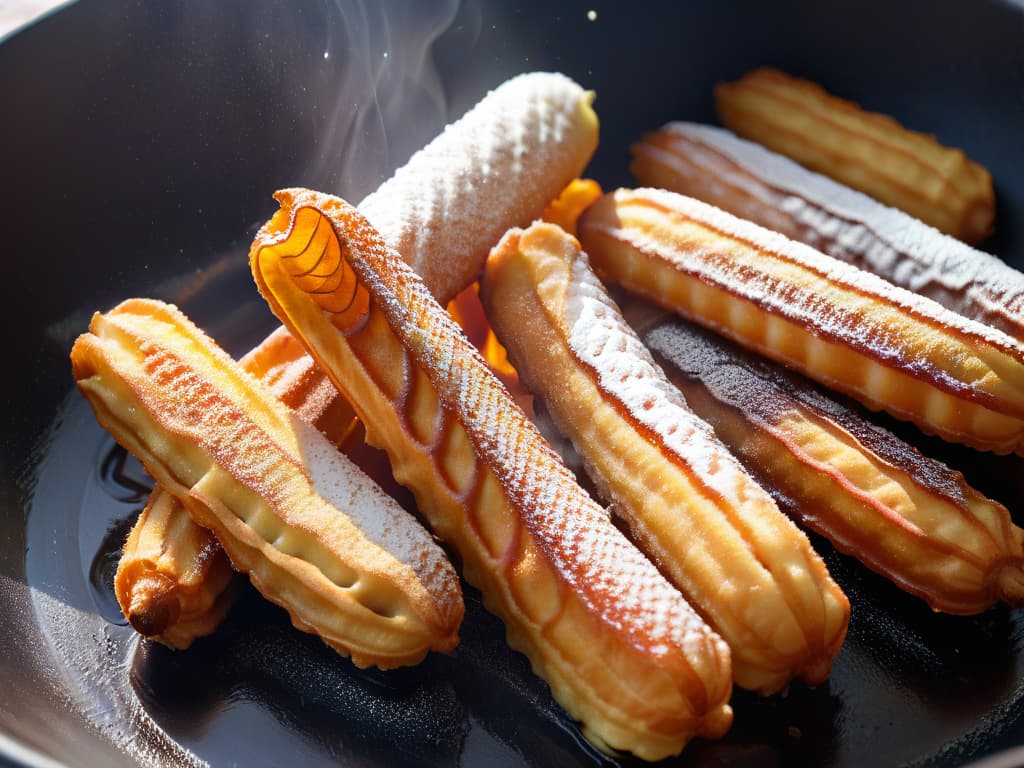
[
  {"x1": 630, "y1": 307, "x2": 1024, "y2": 615},
  {"x1": 115, "y1": 328, "x2": 354, "y2": 649},
  {"x1": 74, "y1": 300, "x2": 463, "y2": 668},
  {"x1": 482, "y1": 222, "x2": 848, "y2": 692},
  {"x1": 250, "y1": 189, "x2": 734, "y2": 760},
  {"x1": 114, "y1": 71, "x2": 599, "y2": 647},
  {"x1": 714, "y1": 67, "x2": 994, "y2": 244},
  {"x1": 578, "y1": 188, "x2": 1024, "y2": 455},
  {"x1": 631, "y1": 122, "x2": 1024, "y2": 341}
]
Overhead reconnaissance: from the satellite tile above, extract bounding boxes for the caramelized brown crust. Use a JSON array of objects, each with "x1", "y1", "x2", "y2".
[
  {"x1": 630, "y1": 307, "x2": 1024, "y2": 615},
  {"x1": 481, "y1": 222, "x2": 849, "y2": 693},
  {"x1": 73, "y1": 299, "x2": 463, "y2": 669},
  {"x1": 250, "y1": 189, "x2": 734, "y2": 760},
  {"x1": 115, "y1": 327, "x2": 355, "y2": 648},
  {"x1": 714, "y1": 67, "x2": 995, "y2": 244},
  {"x1": 630, "y1": 122, "x2": 1024, "y2": 341},
  {"x1": 578, "y1": 188, "x2": 1024, "y2": 455}
]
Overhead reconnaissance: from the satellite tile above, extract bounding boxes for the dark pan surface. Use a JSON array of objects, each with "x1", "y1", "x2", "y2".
[{"x1": 3, "y1": 1, "x2": 1024, "y2": 766}]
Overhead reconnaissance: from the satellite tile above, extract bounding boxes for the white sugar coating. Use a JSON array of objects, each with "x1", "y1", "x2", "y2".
[
  {"x1": 563, "y1": 248, "x2": 771, "y2": 512},
  {"x1": 623, "y1": 187, "x2": 1024, "y2": 361},
  {"x1": 664, "y1": 123, "x2": 1024, "y2": 334},
  {"x1": 358, "y1": 71, "x2": 594, "y2": 305},
  {"x1": 299, "y1": 421, "x2": 458, "y2": 602},
  {"x1": 326, "y1": 198, "x2": 723, "y2": 660},
  {"x1": 637, "y1": 126, "x2": 801, "y2": 238}
]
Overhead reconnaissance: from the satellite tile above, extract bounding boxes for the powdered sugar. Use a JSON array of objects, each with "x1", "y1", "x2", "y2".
[
  {"x1": 661, "y1": 123, "x2": 1024, "y2": 339},
  {"x1": 613, "y1": 187, "x2": 1024, "y2": 368},
  {"x1": 99, "y1": 301, "x2": 460, "y2": 620},
  {"x1": 300, "y1": 420, "x2": 459, "y2": 604},
  {"x1": 563, "y1": 247, "x2": 770, "y2": 511},
  {"x1": 358, "y1": 72, "x2": 596, "y2": 305},
  {"x1": 312, "y1": 194, "x2": 724, "y2": 662}
]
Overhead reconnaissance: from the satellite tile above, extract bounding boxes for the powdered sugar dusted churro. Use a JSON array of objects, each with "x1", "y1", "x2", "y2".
[
  {"x1": 251, "y1": 189, "x2": 734, "y2": 760},
  {"x1": 631, "y1": 122, "x2": 1024, "y2": 340},
  {"x1": 73, "y1": 299, "x2": 463, "y2": 669},
  {"x1": 359, "y1": 71, "x2": 598, "y2": 305},
  {"x1": 481, "y1": 222, "x2": 849, "y2": 693},
  {"x1": 115, "y1": 327, "x2": 355, "y2": 649},
  {"x1": 633, "y1": 308, "x2": 1024, "y2": 615},
  {"x1": 114, "y1": 70, "x2": 598, "y2": 647},
  {"x1": 578, "y1": 188, "x2": 1024, "y2": 455}
]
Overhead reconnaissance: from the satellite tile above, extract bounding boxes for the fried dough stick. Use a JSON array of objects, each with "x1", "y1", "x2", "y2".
[
  {"x1": 250, "y1": 189, "x2": 733, "y2": 761},
  {"x1": 715, "y1": 67, "x2": 994, "y2": 243},
  {"x1": 116, "y1": 328, "x2": 354, "y2": 647},
  {"x1": 630, "y1": 122, "x2": 1024, "y2": 340},
  {"x1": 73, "y1": 300, "x2": 463, "y2": 668},
  {"x1": 578, "y1": 188, "x2": 1024, "y2": 455},
  {"x1": 115, "y1": 71, "x2": 598, "y2": 646},
  {"x1": 630, "y1": 306, "x2": 1024, "y2": 615},
  {"x1": 481, "y1": 222, "x2": 849, "y2": 693}
]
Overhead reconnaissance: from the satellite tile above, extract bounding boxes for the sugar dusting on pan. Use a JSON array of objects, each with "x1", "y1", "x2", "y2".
[
  {"x1": 24, "y1": 394, "x2": 205, "y2": 767},
  {"x1": 29, "y1": 592, "x2": 205, "y2": 768}
]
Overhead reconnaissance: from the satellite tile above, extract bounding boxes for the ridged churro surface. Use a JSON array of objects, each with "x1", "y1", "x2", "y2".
[
  {"x1": 115, "y1": 327, "x2": 355, "y2": 648},
  {"x1": 113, "y1": 71, "x2": 597, "y2": 647},
  {"x1": 631, "y1": 122, "x2": 1024, "y2": 340},
  {"x1": 578, "y1": 188, "x2": 1024, "y2": 455},
  {"x1": 481, "y1": 222, "x2": 848, "y2": 693},
  {"x1": 634, "y1": 309, "x2": 1024, "y2": 615},
  {"x1": 251, "y1": 189, "x2": 734, "y2": 760},
  {"x1": 73, "y1": 299, "x2": 463, "y2": 669},
  {"x1": 715, "y1": 67, "x2": 994, "y2": 243},
  {"x1": 116, "y1": 487, "x2": 239, "y2": 648},
  {"x1": 237, "y1": 327, "x2": 357, "y2": 438}
]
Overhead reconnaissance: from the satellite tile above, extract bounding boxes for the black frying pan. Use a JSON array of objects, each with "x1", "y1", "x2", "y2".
[{"x1": 3, "y1": 1, "x2": 1024, "y2": 766}]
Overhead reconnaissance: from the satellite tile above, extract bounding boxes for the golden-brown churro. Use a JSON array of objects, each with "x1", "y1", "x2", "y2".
[
  {"x1": 115, "y1": 70, "x2": 598, "y2": 646},
  {"x1": 115, "y1": 327, "x2": 355, "y2": 649},
  {"x1": 116, "y1": 488, "x2": 239, "y2": 648},
  {"x1": 715, "y1": 67, "x2": 994, "y2": 243},
  {"x1": 630, "y1": 122, "x2": 1024, "y2": 340},
  {"x1": 481, "y1": 221, "x2": 849, "y2": 693},
  {"x1": 578, "y1": 188, "x2": 1024, "y2": 455},
  {"x1": 251, "y1": 188, "x2": 734, "y2": 760},
  {"x1": 73, "y1": 299, "x2": 463, "y2": 669},
  {"x1": 631, "y1": 307, "x2": 1024, "y2": 615}
]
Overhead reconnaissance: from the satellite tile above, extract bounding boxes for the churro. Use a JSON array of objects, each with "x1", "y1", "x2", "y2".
[
  {"x1": 632, "y1": 307, "x2": 1024, "y2": 615},
  {"x1": 578, "y1": 188, "x2": 1024, "y2": 455},
  {"x1": 250, "y1": 189, "x2": 734, "y2": 760},
  {"x1": 631, "y1": 122, "x2": 1024, "y2": 340},
  {"x1": 481, "y1": 222, "x2": 849, "y2": 692},
  {"x1": 359, "y1": 71, "x2": 598, "y2": 305},
  {"x1": 73, "y1": 300, "x2": 463, "y2": 668},
  {"x1": 715, "y1": 67, "x2": 994, "y2": 243},
  {"x1": 115, "y1": 327, "x2": 355, "y2": 648},
  {"x1": 115, "y1": 70, "x2": 598, "y2": 646}
]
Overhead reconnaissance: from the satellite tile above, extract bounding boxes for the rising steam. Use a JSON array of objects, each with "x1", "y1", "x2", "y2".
[{"x1": 309, "y1": 0, "x2": 460, "y2": 201}]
